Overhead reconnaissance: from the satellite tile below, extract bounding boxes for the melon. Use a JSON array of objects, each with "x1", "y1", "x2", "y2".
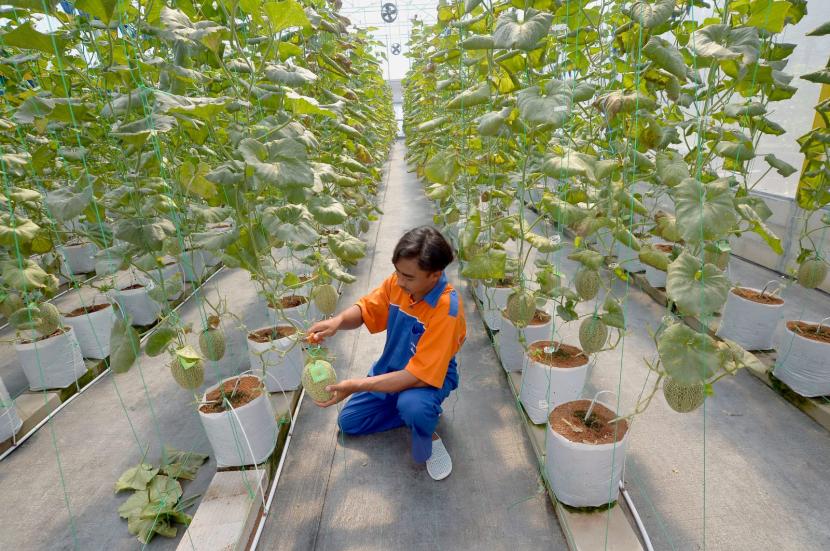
[
  {"x1": 199, "y1": 327, "x2": 226, "y2": 361},
  {"x1": 574, "y1": 269, "x2": 600, "y2": 300},
  {"x1": 506, "y1": 289, "x2": 536, "y2": 326},
  {"x1": 579, "y1": 316, "x2": 607, "y2": 354},
  {"x1": 38, "y1": 302, "x2": 62, "y2": 335},
  {"x1": 301, "y1": 359, "x2": 337, "y2": 402},
  {"x1": 797, "y1": 258, "x2": 827, "y2": 289},
  {"x1": 0, "y1": 293, "x2": 23, "y2": 319},
  {"x1": 312, "y1": 284, "x2": 339, "y2": 316},
  {"x1": 170, "y1": 356, "x2": 205, "y2": 390},
  {"x1": 662, "y1": 377, "x2": 705, "y2": 413}
]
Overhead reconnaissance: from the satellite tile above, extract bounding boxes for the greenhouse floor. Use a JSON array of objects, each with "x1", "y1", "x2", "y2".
[{"x1": 2, "y1": 141, "x2": 830, "y2": 550}]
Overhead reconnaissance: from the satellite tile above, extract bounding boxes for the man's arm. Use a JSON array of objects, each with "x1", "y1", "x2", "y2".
[
  {"x1": 307, "y1": 304, "x2": 364, "y2": 343},
  {"x1": 313, "y1": 369, "x2": 429, "y2": 407}
]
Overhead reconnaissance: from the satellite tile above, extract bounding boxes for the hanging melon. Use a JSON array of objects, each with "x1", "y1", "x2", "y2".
[{"x1": 663, "y1": 377, "x2": 705, "y2": 413}]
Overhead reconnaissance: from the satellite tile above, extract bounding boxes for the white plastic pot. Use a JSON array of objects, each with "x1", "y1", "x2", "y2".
[
  {"x1": 61, "y1": 303, "x2": 116, "y2": 359},
  {"x1": 16, "y1": 327, "x2": 87, "y2": 391},
  {"x1": 477, "y1": 285, "x2": 512, "y2": 331},
  {"x1": 520, "y1": 342, "x2": 591, "y2": 424},
  {"x1": 773, "y1": 321, "x2": 830, "y2": 398},
  {"x1": 545, "y1": 398, "x2": 628, "y2": 508},
  {"x1": 716, "y1": 288, "x2": 784, "y2": 351},
  {"x1": 95, "y1": 257, "x2": 122, "y2": 277},
  {"x1": 495, "y1": 310, "x2": 553, "y2": 372},
  {"x1": 266, "y1": 296, "x2": 315, "y2": 329},
  {"x1": 180, "y1": 249, "x2": 208, "y2": 282},
  {"x1": 247, "y1": 326, "x2": 304, "y2": 392},
  {"x1": 145, "y1": 261, "x2": 184, "y2": 301},
  {"x1": 109, "y1": 281, "x2": 163, "y2": 326},
  {"x1": 0, "y1": 376, "x2": 22, "y2": 442},
  {"x1": 199, "y1": 375, "x2": 278, "y2": 467},
  {"x1": 59, "y1": 242, "x2": 98, "y2": 276}
]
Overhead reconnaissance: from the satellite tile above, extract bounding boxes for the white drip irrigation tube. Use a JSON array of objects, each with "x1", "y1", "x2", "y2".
[
  {"x1": 249, "y1": 389, "x2": 305, "y2": 551},
  {"x1": 0, "y1": 266, "x2": 226, "y2": 462},
  {"x1": 619, "y1": 480, "x2": 655, "y2": 551}
]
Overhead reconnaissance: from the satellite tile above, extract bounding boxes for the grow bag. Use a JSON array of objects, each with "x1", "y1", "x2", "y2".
[
  {"x1": 545, "y1": 398, "x2": 628, "y2": 508},
  {"x1": 716, "y1": 287, "x2": 784, "y2": 351},
  {"x1": 16, "y1": 327, "x2": 87, "y2": 390},
  {"x1": 495, "y1": 309, "x2": 553, "y2": 372},
  {"x1": 145, "y1": 260, "x2": 184, "y2": 301},
  {"x1": 199, "y1": 375, "x2": 278, "y2": 467},
  {"x1": 247, "y1": 326, "x2": 304, "y2": 392},
  {"x1": 0, "y1": 376, "x2": 22, "y2": 442},
  {"x1": 520, "y1": 341, "x2": 590, "y2": 424},
  {"x1": 180, "y1": 249, "x2": 208, "y2": 282},
  {"x1": 773, "y1": 321, "x2": 830, "y2": 398},
  {"x1": 59, "y1": 243, "x2": 98, "y2": 276},
  {"x1": 477, "y1": 284, "x2": 512, "y2": 331},
  {"x1": 109, "y1": 281, "x2": 163, "y2": 326},
  {"x1": 61, "y1": 303, "x2": 116, "y2": 360}
]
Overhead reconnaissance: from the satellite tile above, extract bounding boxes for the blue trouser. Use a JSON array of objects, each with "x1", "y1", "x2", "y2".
[{"x1": 338, "y1": 372, "x2": 455, "y2": 462}]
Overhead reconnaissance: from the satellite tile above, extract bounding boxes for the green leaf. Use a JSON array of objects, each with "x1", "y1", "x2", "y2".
[
  {"x1": 657, "y1": 322, "x2": 720, "y2": 384},
  {"x1": 446, "y1": 83, "x2": 491, "y2": 109},
  {"x1": 461, "y1": 249, "x2": 507, "y2": 280},
  {"x1": 594, "y1": 90, "x2": 657, "y2": 119},
  {"x1": 763, "y1": 153, "x2": 797, "y2": 177},
  {"x1": 807, "y1": 20, "x2": 830, "y2": 36},
  {"x1": 147, "y1": 475, "x2": 183, "y2": 505},
  {"x1": 76, "y1": 0, "x2": 117, "y2": 24},
  {"x1": 145, "y1": 325, "x2": 177, "y2": 357},
  {"x1": 802, "y1": 68, "x2": 830, "y2": 85},
  {"x1": 115, "y1": 218, "x2": 177, "y2": 251},
  {"x1": 723, "y1": 102, "x2": 766, "y2": 118},
  {"x1": 284, "y1": 91, "x2": 336, "y2": 118},
  {"x1": 567, "y1": 249, "x2": 605, "y2": 270},
  {"x1": 628, "y1": 0, "x2": 675, "y2": 29},
  {"x1": 518, "y1": 80, "x2": 595, "y2": 128},
  {"x1": 0, "y1": 259, "x2": 56, "y2": 293},
  {"x1": 746, "y1": 0, "x2": 791, "y2": 33},
  {"x1": 110, "y1": 318, "x2": 140, "y2": 374},
  {"x1": 308, "y1": 195, "x2": 348, "y2": 225},
  {"x1": 2, "y1": 22, "x2": 67, "y2": 54},
  {"x1": 715, "y1": 141, "x2": 755, "y2": 161},
  {"x1": 115, "y1": 463, "x2": 159, "y2": 492},
  {"x1": 264, "y1": 63, "x2": 318, "y2": 86},
  {"x1": 542, "y1": 152, "x2": 597, "y2": 181},
  {"x1": 666, "y1": 252, "x2": 730, "y2": 318},
  {"x1": 601, "y1": 296, "x2": 626, "y2": 329},
  {"x1": 264, "y1": 0, "x2": 312, "y2": 33},
  {"x1": 673, "y1": 178, "x2": 738, "y2": 243},
  {"x1": 642, "y1": 37, "x2": 688, "y2": 80},
  {"x1": 118, "y1": 490, "x2": 149, "y2": 520},
  {"x1": 736, "y1": 204, "x2": 783, "y2": 254},
  {"x1": 174, "y1": 345, "x2": 202, "y2": 370},
  {"x1": 655, "y1": 151, "x2": 690, "y2": 187},
  {"x1": 321, "y1": 258, "x2": 356, "y2": 284},
  {"x1": 689, "y1": 24, "x2": 760, "y2": 66},
  {"x1": 476, "y1": 107, "x2": 511, "y2": 137},
  {"x1": 159, "y1": 7, "x2": 227, "y2": 51},
  {"x1": 492, "y1": 9, "x2": 553, "y2": 51},
  {"x1": 460, "y1": 35, "x2": 494, "y2": 50},
  {"x1": 328, "y1": 232, "x2": 366, "y2": 263},
  {"x1": 45, "y1": 187, "x2": 93, "y2": 223},
  {"x1": 424, "y1": 150, "x2": 459, "y2": 185},
  {"x1": 160, "y1": 446, "x2": 209, "y2": 481},
  {"x1": 0, "y1": 217, "x2": 40, "y2": 247}
]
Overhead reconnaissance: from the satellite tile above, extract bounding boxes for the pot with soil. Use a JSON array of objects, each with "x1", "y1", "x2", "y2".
[
  {"x1": 198, "y1": 375, "x2": 278, "y2": 467},
  {"x1": 644, "y1": 243, "x2": 674, "y2": 288},
  {"x1": 520, "y1": 341, "x2": 591, "y2": 424},
  {"x1": 58, "y1": 242, "x2": 98, "y2": 276},
  {"x1": 145, "y1": 258, "x2": 184, "y2": 301},
  {"x1": 109, "y1": 280, "x2": 163, "y2": 326},
  {"x1": 715, "y1": 286, "x2": 784, "y2": 351},
  {"x1": 247, "y1": 325, "x2": 304, "y2": 392},
  {"x1": 16, "y1": 327, "x2": 87, "y2": 390},
  {"x1": 0, "y1": 376, "x2": 22, "y2": 442},
  {"x1": 477, "y1": 278, "x2": 514, "y2": 331},
  {"x1": 266, "y1": 295, "x2": 314, "y2": 329},
  {"x1": 545, "y1": 397, "x2": 629, "y2": 508},
  {"x1": 180, "y1": 249, "x2": 208, "y2": 283},
  {"x1": 496, "y1": 308, "x2": 553, "y2": 372},
  {"x1": 773, "y1": 321, "x2": 830, "y2": 397},
  {"x1": 61, "y1": 302, "x2": 116, "y2": 359}
]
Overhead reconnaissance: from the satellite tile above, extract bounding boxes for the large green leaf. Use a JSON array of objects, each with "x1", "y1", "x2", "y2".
[
  {"x1": 76, "y1": 0, "x2": 118, "y2": 24},
  {"x1": 518, "y1": 80, "x2": 595, "y2": 128},
  {"x1": 655, "y1": 151, "x2": 690, "y2": 187},
  {"x1": 238, "y1": 138, "x2": 314, "y2": 188},
  {"x1": 715, "y1": 141, "x2": 755, "y2": 161},
  {"x1": 666, "y1": 252, "x2": 730, "y2": 318},
  {"x1": 115, "y1": 218, "x2": 177, "y2": 251},
  {"x1": 642, "y1": 37, "x2": 687, "y2": 80},
  {"x1": 446, "y1": 83, "x2": 491, "y2": 109},
  {"x1": 264, "y1": 63, "x2": 318, "y2": 86},
  {"x1": 476, "y1": 107, "x2": 511, "y2": 137},
  {"x1": 424, "y1": 150, "x2": 459, "y2": 185},
  {"x1": 689, "y1": 24, "x2": 760, "y2": 66},
  {"x1": 328, "y1": 232, "x2": 366, "y2": 263},
  {"x1": 736, "y1": 204, "x2": 783, "y2": 254},
  {"x1": 763, "y1": 153, "x2": 797, "y2": 177},
  {"x1": 147, "y1": 475, "x2": 183, "y2": 505},
  {"x1": 542, "y1": 152, "x2": 597, "y2": 182},
  {"x1": 673, "y1": 178, "x2": 737, "y2": 242},
  {"x1": 594, "y1": 91, "x2": 657, "y2": 119},
  {"x1": 159, "y1": 7, "x2": 227, "y2": 51},
  {"x1": 118, "y1": 490, "x2": 149, "y2": 520},
  {"x1": 264, "y1": 0, "x2": 312, "y2": 33},
  {"x1": 0, "y1": 217, "x2": 40, "y2": 247},
  {"x1": 110, "y1": 317, "x2": 140, "y2": 374},
  {"x1": 493, "y1": 9, "x2": 553, "y2": 51},
  {"x1": 460, "y1": 35, "x2": 495, "y2": 50},
  {"x1": 628, "y1": 0, "x2": 675, "y2": 29},
  {"x1": 657, "y1": 322, "x2": 720, "y2": 384},
  {"x1": 0, "y1": 258, "x2": 57, "y2": 292},
  {"x1": 1, "y1": 22, "x2": 67, "y2": 54},
  {"x1": 160, "y1": 446, "x2": 209, "y2": 480},
  {"x1": 461, "y1": 249, "x2": 507, "y2": 280},
  {"x1": 45, "y1": 187, "x2": 93, "y2": 223},
  {"x1": 308, "y1": 195, "x2": 348, "y2": 225}
]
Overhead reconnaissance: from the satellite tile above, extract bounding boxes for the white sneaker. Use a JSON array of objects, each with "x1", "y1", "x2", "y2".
[{"x1": 426, "y1": 435, "x2": 452, "y2": 480}]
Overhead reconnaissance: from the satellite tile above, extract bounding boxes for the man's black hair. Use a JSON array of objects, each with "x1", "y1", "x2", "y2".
[{"x1": 392, "y1": 226, "x2": 454, "y2": 273}]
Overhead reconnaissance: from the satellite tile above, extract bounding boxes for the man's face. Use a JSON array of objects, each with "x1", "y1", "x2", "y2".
[{"x1": 394, "y1": 257, "x2": 442, "y2": 301}]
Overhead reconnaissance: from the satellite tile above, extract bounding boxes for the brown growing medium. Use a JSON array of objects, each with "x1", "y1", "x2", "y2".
[
  {"x1": 788, "y1": 321, "x2": 830, "y2": 344},
  {"x1": 268, "y1": 295, "x2": 307, "y2": 309},
  {"x1": 654, "y1": 243, "x2": 674, "y2": 253},
  {"x1": 248, "y1": 326, "x2": 297, "y2": 343},
  {"x1": 732, "y1": 287, "x2": 784, "y2": 306},
  {"x1": 121, "y1": 283, "x2": 145, "y2": 291},
  {"x1": 64, "y1": 303, "x2": 111, "y2": 317},
  {"x1": 488, "y1": 277, "x2": 515, "y2": 288},
  {"x1": 549, "y1": 400, "x2": 628, "y2": 445},
  {"x1": 528, "y1": 341, "x2": 588, "y2": 368},
  {"x1": 20, "y1": 327, "x2": 67, "y2": 344},
  {"x1": 530, "y1": 310, "x2": 552, "y2": 325},
  {"x1": 199, "y1": 375, "x2": 263, "y2": 414}
]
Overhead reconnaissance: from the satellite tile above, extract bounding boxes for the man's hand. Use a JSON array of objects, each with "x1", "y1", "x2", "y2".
[
  {"x1": 307, "y1": 317, "x2": 341, "y2": 344},
  {"x1": 313, "y1": 379, "x2": 358, "y2": 408}
]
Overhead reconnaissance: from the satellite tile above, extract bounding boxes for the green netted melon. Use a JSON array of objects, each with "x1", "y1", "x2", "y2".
[
  {"x1": 574, "y1": 269, "x2": 600, "y2": 300},
  {"x1": 301, "y1": 359, "x2": 337, "y2": 402},
  {"x1": 170, "y1": 357, "x2": 205, "y2": 390},
  {"x1": 38, "y1": 303, "x2": 62, "y2": 335},
  {"x1": 797, "y1": 258, "x2": 827, "y2": 290},
  {"x1": 199, "y1": 327, "x2": 226, "y2": 361},
  {"x1": 312, "y1": 284, "x2": 339, "y2": 316},
  {"x1": 663, "y1": 377, "x2": 705, "y2": 413},
  {"x1": 579, "y1": 316, "x2": 607, "y2": 354},
  {"x1": 0, "y1": 293, "x2": 23, "y2": 319},
  {"x1": 506, "y1": 289, "x2": 536, "y2": 326}
]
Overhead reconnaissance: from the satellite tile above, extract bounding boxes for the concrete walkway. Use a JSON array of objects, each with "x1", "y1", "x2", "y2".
[{"x1": 258, "y1": 141, "x2": 567, "y2": 550}]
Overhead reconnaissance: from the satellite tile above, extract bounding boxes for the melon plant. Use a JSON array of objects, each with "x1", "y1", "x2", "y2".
[{"x1": 301, "y1": 359, "x2": 338, "y2": 402}]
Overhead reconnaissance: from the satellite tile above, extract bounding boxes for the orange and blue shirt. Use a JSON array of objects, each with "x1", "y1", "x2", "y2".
[{"x1": 355, "y1": 271, "x2": 466, "y2": 389}]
